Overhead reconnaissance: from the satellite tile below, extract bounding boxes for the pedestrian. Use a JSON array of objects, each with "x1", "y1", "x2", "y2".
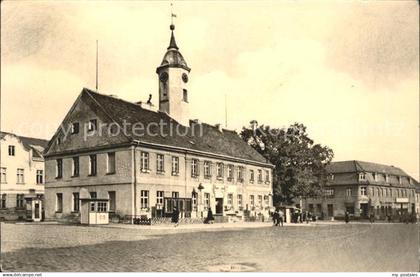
[
  {"x1": 305, "y1": 211, "x2": 309, "y2": 224},
  {"x1": 205, "y1": 207, "x2": 215, "y2": 224},
  {"x1": 272, "y1": 209, "x2": 279, "y2": 226},
  {"x1": 171, "y1": 207, "x2": 179, "y2": 227},
  {"x1": 278, "y1": 209, "x2": 284, "y2": 226},
  {"x1": 344, "y1": 211, "x2": 350, "y2": 224},
  {"x1": 369, "y1": 211, "x2": 374, "y2": 224}
]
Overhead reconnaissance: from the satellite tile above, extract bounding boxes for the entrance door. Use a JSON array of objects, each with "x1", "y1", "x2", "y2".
[
  {"x1": 360, "y1": 203, "x2": 369, "y2": 218},
  {"x1": 327, "y1": 204, "x2": 334, "y2": 217},
  {"x1": 215, "y1": 198, "x2": 223, "y2": 214}
]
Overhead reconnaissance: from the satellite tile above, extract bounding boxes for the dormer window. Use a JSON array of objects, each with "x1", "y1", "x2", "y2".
[
  {"x1": 385, "y1": 174, "x2": 389, "y2": 183},
  {"x1": 359, "y1": 173, "x2": 366, "y2": 181},
  {"x1": 372, "y1": 173, "x2": 377, "y2": 181},
  {"x1": 408, "y1": 177, "x2": 412, "y2": 185},
  {"x1": 88, "y1": 119, "x2": 97, "y2": 132},
  {"x1": 398, "y1": 176, "x2": 402, "y2": 185},
  {"x1": 71, "y1": 122, "x2": 80, "y2": 134}
]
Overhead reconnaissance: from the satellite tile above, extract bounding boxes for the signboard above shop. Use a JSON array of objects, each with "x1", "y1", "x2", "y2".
[{"x1": 395, "y1": 198, "x2": 409, "y2": 203}]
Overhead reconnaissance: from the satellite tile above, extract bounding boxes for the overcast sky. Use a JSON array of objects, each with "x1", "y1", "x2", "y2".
[{"x1": 1, "y1": 1, "x2": 419, "y2": 178}]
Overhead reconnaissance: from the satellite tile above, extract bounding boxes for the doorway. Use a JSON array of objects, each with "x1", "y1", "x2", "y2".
[
  {"x1": 215, "y1": 198, "x2": 223, "y2": 214},
  {"x1": 360, "y1": 203, "x2": 369, "y2": 218}
]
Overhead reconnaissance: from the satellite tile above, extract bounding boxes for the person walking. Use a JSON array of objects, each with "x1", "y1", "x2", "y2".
[
  {"x1": 345, "y1": 211, "x2": 350, "y2": 224},
  {"x1": 272, "y1": 209, "x2": 279, "y2": 226},
  {"x1": 369, "y1": 211, "x2": 375, "y2": 224},
  {"x1": 205, "y1": 207, "x2": 215, "y2": 224},
  {"x1": 278, "y1": 209, "x2": 284, "y2": 227},
  {"x1": 171, "y1": 207, "x2": 180, "y2": 227}
]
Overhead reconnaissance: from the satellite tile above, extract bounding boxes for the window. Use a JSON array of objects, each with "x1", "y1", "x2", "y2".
[
  {"x1": 183, "y1": 89, "x2": 188, "y2": 102},
  {"x1": 15, "y1": 194, "x2": 24, "y2": 209},
  {"x1": 249, "y1": 170, "x2": 254, "y2": 183},
  {"x1": 359, "y1": 173, "x2": 366, "y2": 181},
  {"x1": 97, "y1": 202, "x2": 107, "y2": 212},
  {"x1": 324, "y1": 189, "x2": 334, "y2": 197},
  {"x1": 372, "y1": 173, "x2": 377, "y2": 181},
  {"x1": 0, "y1": 194, "x2": 6, "y2": 209},
  {"x1": 16, "y1": 169, "x2": 24, "y2": 184},
  {"x1": 156, "y1": 154, "x2": 164, "y2": 173},
  {"x1": 171, "y1": 156, "x2": 179, "y2": 175},
  {"x1": 264, "y1": 195, "x2": 269, "y2": 206},
  {"x1": 107, "y1": 152, "x2": 116, "y2": 174},
  {"x1": 204, "y1": 193, "x2": 210, "y2": 208},
  {"x1": 71, "y1": 122, "x2": 80, "y2": 134},
  {"x1": 192, "y1": 192, "x2": 197, "y2": 208},
  {"x1": 8, "y1": 145, "x2": 15, "y2": 156},
  {"x1": 56, "y1": 193, "x2": 63, "y2": 212},
  {"x1": 191, "y1": 159, "x2": 199, "y2": 177},
  {"x1": 108, "y1": 191, "x2": 116, "y2": 212},
  {"x1": 36, "y1": 170, "x2": 43, "y2": 184},
  {"x1": 398, "y1": 176, "x2": 402, "y2": 184},
  {"x1": 227, "y1": 165, "x2": 234, "y2": 181},
  {"x1": 360, "y1": 186, "x2": 367, "y2": 196},
  {"x1": 346, "y1": 188, "x2": 352, "y2": 197},
  {"x1": 227, "y1": 194, "x2": 233, "y2": 205},
  {"x1": 56, "y1": 159, "x2": 63, "y2": 178},
  {"x1": 89, "y1": 155, "x2": 97, "y2": 176},
  {"x1": 72, "y1": 157, "x2": 79, "y2": 177},
  {"x1": 88, "y1": 119, "x2": 97, "y2": 132},
  {"x1": 90, "y1": 191, "x2": 97, "y2": 199},
  {"x1": 156, "y1": 191, "x2": 164, "y2": 207},
  {"x1": 172, "y1": 191, "x2": 179, "y2": 198},
  {"x1": 57, "y1": 136, "x2": 62, "y2": 145},
  {"x1": 140, "y1": 152, "x2": 149, "y2": 172},
  {"x1": 204, "y1": 161, "x2": 212, "y2": 178},
  {"x1": 72, "y1": 192, "x2": 80, "y2": 212},
  {"x1": 140, "y1": 190, "x2": 149, "y2": 209},
  {"x1": 329, "y1": 174, "x2": 335, "y2": 181},
  {"x1": 250, "y1": 195, "x2": 255, "y2": 207},
  {"x1": 1, "y1": 168, "x2": 7, "y2": 183},
  {"x1": 265, "y1": 170, "x2": 270, "y2": 183},
  {"x1": 216, "y1": 163, "x2": 224, "y2": 178},
  {"x1": 385, "y1": 174, "x2": 389, "y2": 183},
  {"x1": 237, "y1": 166, "x2": 244, "y2": 182},
  {"x1": 258, "y1": 169, "x2": 263, "y2": 183},
  {"x1": 258, "y1": 195, "x2": 263, "y2": 207},
  {"x1": 237, "y1": 194, "x2": 243, "y2": 208}
]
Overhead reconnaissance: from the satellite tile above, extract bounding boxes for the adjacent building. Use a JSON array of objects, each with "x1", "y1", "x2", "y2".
[
  {"x1": 0, "y1": 131, "x2": 48, "y2": 221},
  {"x1": 304, "y1": 160, "x2": 419, "y2": 220},
  {"x1": 43, "y1": 23, "x2": 274, "y2": 223}
]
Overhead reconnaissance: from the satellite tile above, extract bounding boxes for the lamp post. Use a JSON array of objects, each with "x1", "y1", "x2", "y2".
[{"x1": 198, "y1": 183, "x2": 204, "y2": 218}]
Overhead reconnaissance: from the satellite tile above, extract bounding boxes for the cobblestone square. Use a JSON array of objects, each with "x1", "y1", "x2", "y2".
[{"x1": 1, "y1": 222, "x2": 418, "y2": 272}]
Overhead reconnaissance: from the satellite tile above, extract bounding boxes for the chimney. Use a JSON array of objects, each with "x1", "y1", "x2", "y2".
[{"x1": 215, "y1": 123, "x2": 223, "y2": 132}]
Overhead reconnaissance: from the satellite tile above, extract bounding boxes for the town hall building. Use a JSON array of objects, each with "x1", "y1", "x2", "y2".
[{"x1": 43, "y1": 23, "x2": 274, "y2": 223}]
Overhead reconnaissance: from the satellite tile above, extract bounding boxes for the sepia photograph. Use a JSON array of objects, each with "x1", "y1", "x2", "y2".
[{"x1": 0, "y1": 0, "x2": 419, "y2": 275}]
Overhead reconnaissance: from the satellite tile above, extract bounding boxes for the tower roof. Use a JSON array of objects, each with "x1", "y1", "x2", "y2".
[{"x1": 157, "y1": 24, "x2": 191, "y2": 72}]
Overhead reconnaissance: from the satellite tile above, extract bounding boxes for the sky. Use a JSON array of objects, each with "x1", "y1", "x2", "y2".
[{"x1": 1, "y1": 1, "x2": 419, "y2": 178}]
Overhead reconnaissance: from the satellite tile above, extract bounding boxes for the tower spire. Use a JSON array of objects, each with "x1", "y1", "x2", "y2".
[{"x1": 168, "y1": 3, "x2": 178, "y2": 50}]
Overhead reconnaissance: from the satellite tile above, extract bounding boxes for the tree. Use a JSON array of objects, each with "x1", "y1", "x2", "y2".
[{"x1": 241, "y1": 122, "x2": 334, "y2": 205}]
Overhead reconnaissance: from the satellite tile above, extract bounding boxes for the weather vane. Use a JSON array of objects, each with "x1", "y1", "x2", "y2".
[{"x1": 171, "y1": 2, "x2": 177, "y2": 25}]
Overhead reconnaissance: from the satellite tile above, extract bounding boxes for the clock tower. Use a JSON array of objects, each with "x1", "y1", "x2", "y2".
[{"x1": 156, "y1": 23, "x2": 191, "y2": 126}]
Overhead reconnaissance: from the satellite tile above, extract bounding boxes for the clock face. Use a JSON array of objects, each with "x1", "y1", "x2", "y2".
[
  {"x1": 159, "y1": 72, "x2": 168, "y2": 83},
  {"x1": 182, "y1": 73, "x2": 189, "y2": 83}
]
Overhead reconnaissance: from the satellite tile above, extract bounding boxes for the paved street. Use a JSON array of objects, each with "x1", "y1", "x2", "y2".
[{"x1": 1, "y1": 222, "x2": 418, "y2": 272}]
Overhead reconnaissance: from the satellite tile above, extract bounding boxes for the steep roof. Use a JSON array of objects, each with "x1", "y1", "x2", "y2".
[
  {"x1": 48, "y1": 88, "x2": 271, "y2": 166},
  {"x1": 0, "y1": 131, "x2": 49, "y2": 158},
  {"x1": 327, "y1": 160, "x2": 409, "y2": 176}
]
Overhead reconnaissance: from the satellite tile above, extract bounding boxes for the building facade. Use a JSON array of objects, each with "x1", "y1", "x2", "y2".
[
  {"x1": 43, "y1": 23, "x2": 274, "y2": 223},
  {"x1": 0, "y1": 132, "x2": 48, "y2": 221},
  {"x1": 304, "y1": 160, "x2": 418, "y2": 220}
]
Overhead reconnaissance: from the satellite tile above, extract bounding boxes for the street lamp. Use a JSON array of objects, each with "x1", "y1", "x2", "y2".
[{"x1": 197, "y1": 184, "x2": 204, "y2": 218}]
